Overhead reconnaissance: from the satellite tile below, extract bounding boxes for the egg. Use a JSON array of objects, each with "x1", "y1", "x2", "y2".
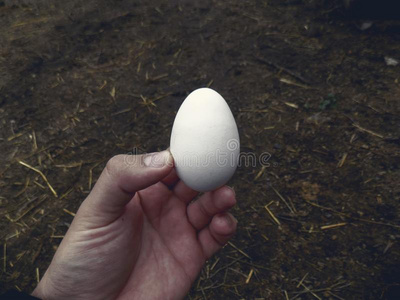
[{"x1": 170, "y1": 88, "x2": 240, "y2": 192}]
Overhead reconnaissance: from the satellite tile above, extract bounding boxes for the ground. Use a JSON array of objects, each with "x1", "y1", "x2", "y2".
[{"x1": 1, "y1": 0, "x2": 400, "y2": 299}]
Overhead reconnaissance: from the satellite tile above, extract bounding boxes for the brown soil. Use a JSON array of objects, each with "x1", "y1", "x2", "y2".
[{"x1": 1, "y1": 0, "x2": 400, "y2": 299}]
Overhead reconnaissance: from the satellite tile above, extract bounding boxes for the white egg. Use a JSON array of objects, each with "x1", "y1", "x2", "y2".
[{"x1": 170, "y1": 88, "x2": 240, "y2": 192}]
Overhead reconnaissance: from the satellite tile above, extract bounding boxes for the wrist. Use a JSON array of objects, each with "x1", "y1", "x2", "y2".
[
  {"x1": 31, "y1": 281, "x2": 45, "y2": 299},
  {"x1": 31, "y1": 273, "x2": 56, "y2": 300}
]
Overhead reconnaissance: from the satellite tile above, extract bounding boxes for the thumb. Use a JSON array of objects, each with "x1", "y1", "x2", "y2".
[{"x1": 77, "y1": 150, "x2": 173, "y2": 226}]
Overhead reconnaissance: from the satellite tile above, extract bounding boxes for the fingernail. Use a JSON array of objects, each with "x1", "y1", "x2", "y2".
[
  {"x1": 223, "y1": 214, "x2": 237, "y2": 226},
  {"x1": 225, "y1": 215, "x2": 233, "y2": 226},
  {"x1": 144, "y1": 150, "x2": 173, "y2": 168}
]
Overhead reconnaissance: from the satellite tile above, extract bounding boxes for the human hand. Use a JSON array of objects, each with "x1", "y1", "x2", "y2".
[{"x1": 32, "y1": 150, "x2": 237, "y2": 300}]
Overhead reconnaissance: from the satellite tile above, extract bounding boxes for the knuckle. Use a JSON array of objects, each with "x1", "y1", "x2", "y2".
[{"x1": 199, "y1": 200, "x2": 214, "y2": 218}]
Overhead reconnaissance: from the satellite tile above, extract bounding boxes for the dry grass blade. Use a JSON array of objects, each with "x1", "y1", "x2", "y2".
[
  {"x1": 284, "y1": 101, "x2": 299, "y2": 109},
  {"x1": 337, "y1": 153, "x2": 348, "y2": 168},
  {"x1": 32, "y1": 130, "x2": 38, "y2": 150},
  {"x1": 89, "y1": 160, "x2": 105, "y2": 189},
  {"x1": 283, "y1": 290, "x2": 289, "y2": 300},
  {"x1": 264, "y1": 204, "x2": 281, "y2": 226},
  {"x1": 7, "y1": 132, "x2": 24, "y2": 141},
  {"x1": 3, "y1": 243, "x2": 6, "y2": 273},
  {"x1": 110, "y1": 86, "x2": 116, "y2": 99},
  {"x1": 60, "y1": 188, "x2": 74, "y2": 200},
  {"x1": 55, "y1": 162, "x2": 82, "y2": 168},
  {"x1": 209, "y1": 256, "x2": 243, "y2": 279},
  {"x1": 297, "y1": 272, "x2": 309, "y2": 288},
  {"x1": 14, "y1": 177, "x2": 30, "y2": 198},
  {"x1": 321, "y1": 223, "x2": 347, "y2": 230},
  {"x1": 6, "y1": 195, "x2": 48, "y2": 223},
  {"x1": 328, "y1": 291, "x2": 346, "y2": 300},
  {"x1": 239, "y1": 108, "x2": 268, "y2": 113},
  {"x1": 353, "y1": 123, "x2": 384, "y2": 139},
  {"x1": 18, "y1": 161, "x2": 58, "y2": 197},
  {"x1": 228, "y1": 242, "x2": 252, "y2": 259},
  {"x1": 63, "y1": 208, "x2": 76, "y2": 217},
  {"x1": 301, "y1": 283, "x2": 322, "y2": 300},
  {"x1": 245, "y1": 268, "x2": 254, "y2": 284},
  {"x1": 36, "y1": 268, "x2": 40, "y2": 283},
  {"x1": 305, "y1": 199, "x2": 400, "y2": 229},
  {"x1": 111, "y1": 108, "x2": 132, "y2": 116},
  {"x1": 255, "y1": 55, "x2": 312, "y2": 84},
  {"x1": 147, "y1": 73, "x2": 168, "y2": 82},
  {"x1": 210, "y1": 257, "x2": 220, "y2": 271},
  {"x1": 50, "y1": 235, "x2": 65, "y2": 239},
  {"x1": 271, "y1": 185, "x2": 295, "y2": 213},
  {"x1": 280, "y1": 78, "x2": 312, "y2": 89},
  {"x1": 254, "y1": 166, "x2": 266, "y2": 180}
]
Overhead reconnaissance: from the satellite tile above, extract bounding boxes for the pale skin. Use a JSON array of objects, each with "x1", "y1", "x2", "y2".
[{"x1": 32, "y1": 150, "x2": 237, "y2": 300}]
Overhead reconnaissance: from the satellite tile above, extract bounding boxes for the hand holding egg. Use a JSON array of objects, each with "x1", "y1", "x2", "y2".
[{"x1": 170, "y1": 88, "x2": 240, "y2": 192}]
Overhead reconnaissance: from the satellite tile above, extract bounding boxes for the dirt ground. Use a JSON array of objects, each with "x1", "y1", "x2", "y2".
[{"x1": 1, "y1": 0, "x2": 400, "y2": 299}]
